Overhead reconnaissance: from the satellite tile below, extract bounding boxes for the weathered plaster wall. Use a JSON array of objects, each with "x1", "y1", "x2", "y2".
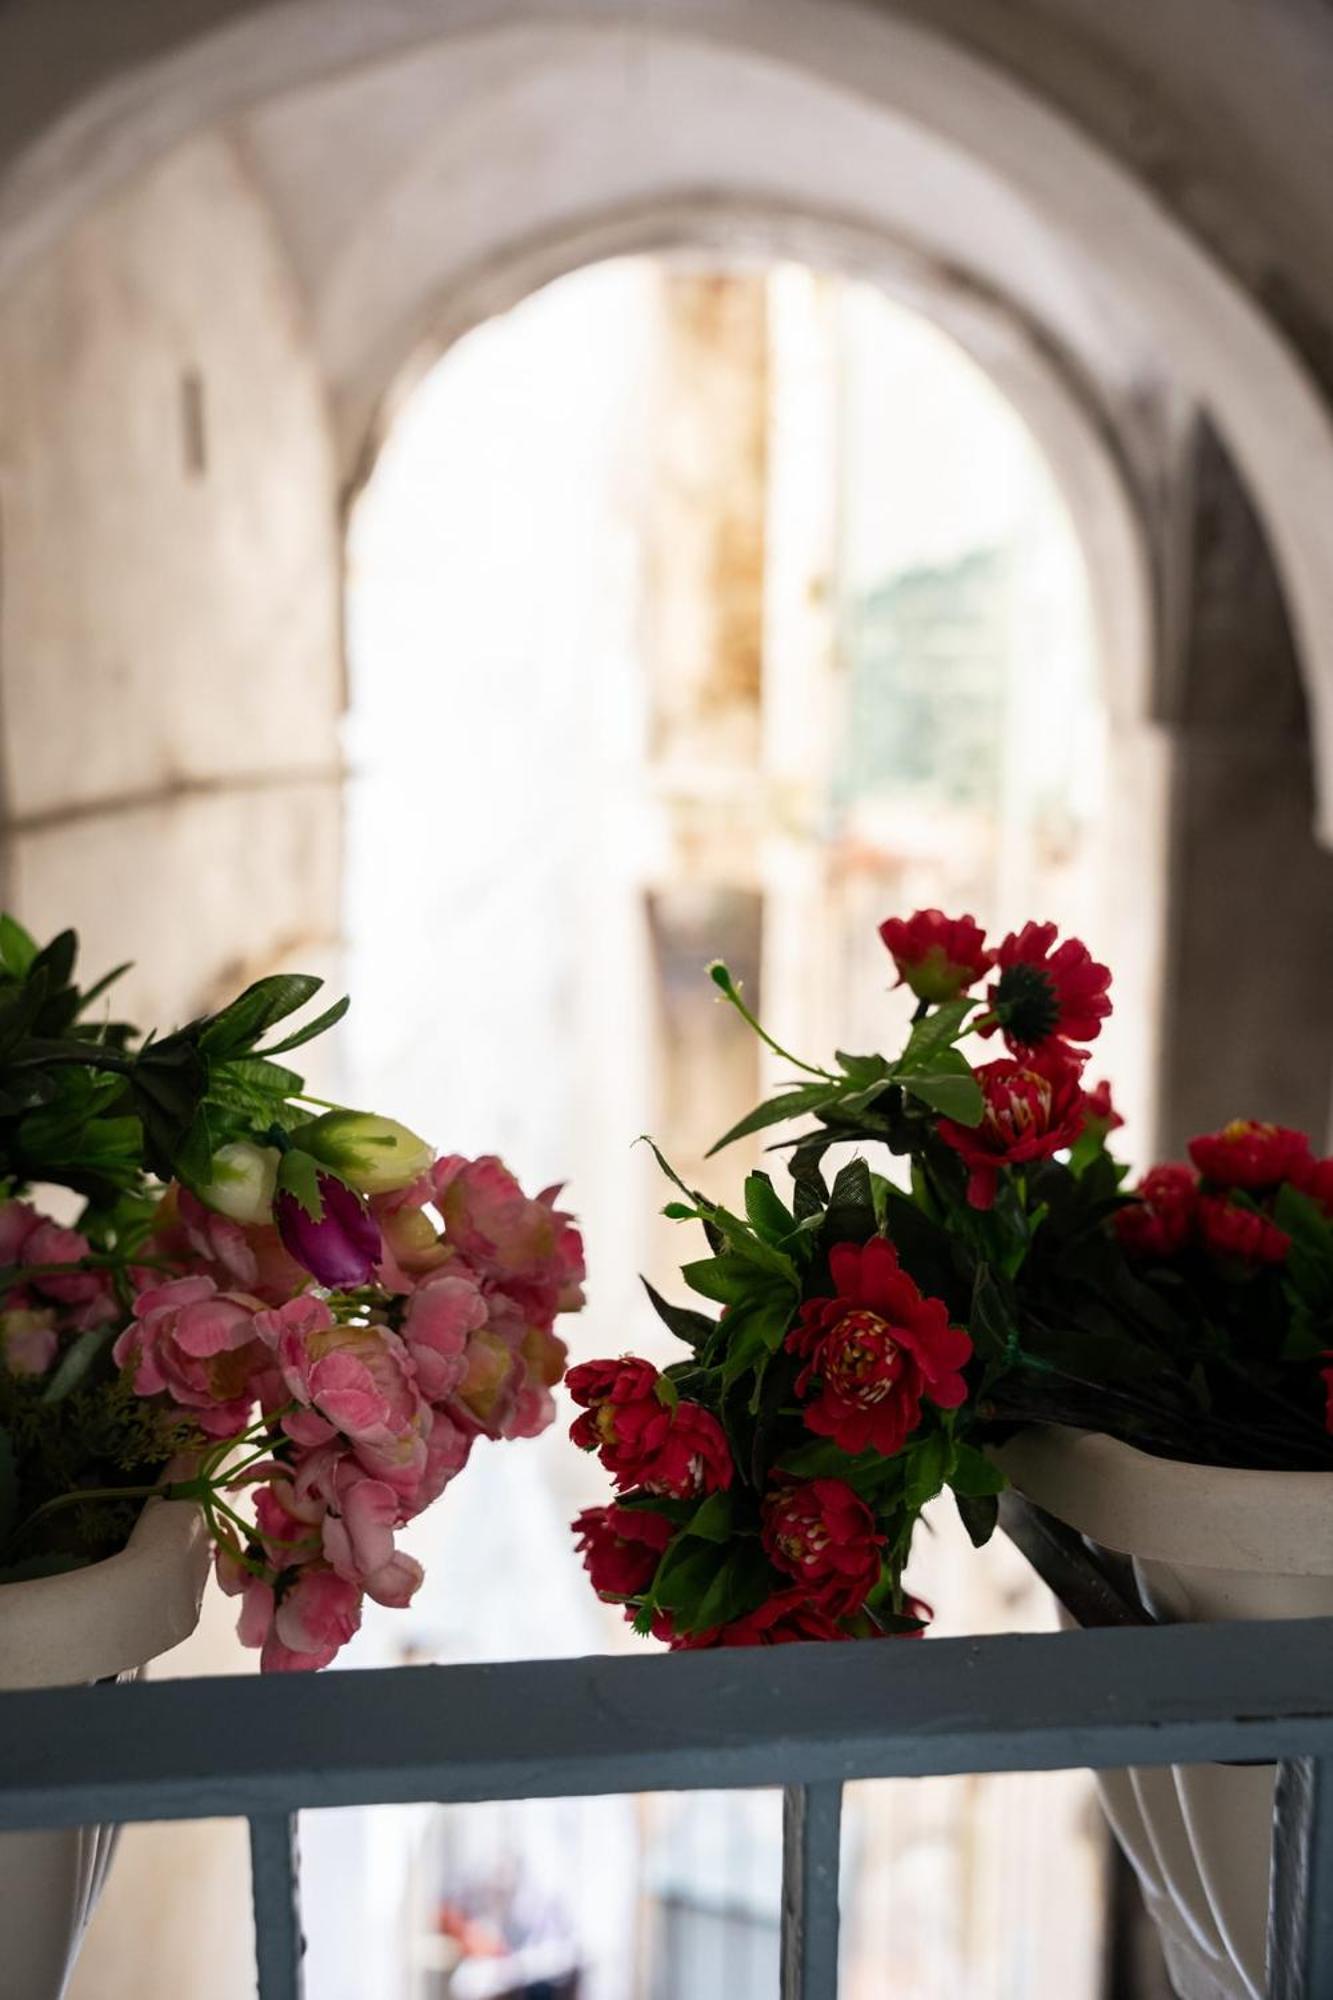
[
  {"x1": 0, "y1": 129, "x2": 342, "y2": 1025},
  {"x1": 1157, "y1": 425, "x2": 1333, "y2": 1151},
  {"x1": 0, "y1": 128, "x2": 342, "y2": 2000}
]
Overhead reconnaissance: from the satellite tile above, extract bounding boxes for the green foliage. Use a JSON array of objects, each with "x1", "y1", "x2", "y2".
[
  {"x1": 602, "y1": 953, "x2": 1333, "y2": 1651},
  {"x1": 0, "y1": 918, "x2": 354, "y2": 1580}
]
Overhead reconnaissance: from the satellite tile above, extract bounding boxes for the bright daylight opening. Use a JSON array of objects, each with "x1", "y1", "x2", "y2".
[{"x1": 303, "y1": 254, "x2": 1124, "y2": 2000}]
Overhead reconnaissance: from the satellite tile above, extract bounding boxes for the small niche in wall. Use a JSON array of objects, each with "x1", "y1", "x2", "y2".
[{"x1": 179, "y1": 368, "x2": 207, "y2": 479}]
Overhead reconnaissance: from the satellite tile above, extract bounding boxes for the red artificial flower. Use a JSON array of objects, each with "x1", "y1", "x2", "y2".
[
  {"x1": 982, "y1": 922, "x2": 1111, "y2": 1053},
  {"x1": 937, "y1": 1046, "x2": 1088, "y2": 1209},
  {"x1": 1080, "y1": 1078, "x2": 1124, "y2": 1143},
  {"x1": 567, "y1": 1356, "x2": 732, "y2": 1497},
  {"x1": 1115, "y1": 1164, "x2": 1198, "y2": 1259},
  {"x1": 1306, "y1": 1160, "x2": 1333, "y2": 1218},
  {"x1": 878, "y1": 910, "x2": 994, "y2": 1003},
  {"x1": 572, "y1": 1504, "x2": 674, "y2": 1600},
  {"x1": 1196, "y1": 1195, "x2": 1290, "y2": 1268},
  {"x1": 1188, "y1": 1120, "x2": 1315, "y2": 1192},
  {"x1": 664, "y1": 1589, "x2": 851, "y2": 1649},
  {"x1": 761, "y1": 1478, "x2": 885, "y2": 1615},
  {"x1": 786, "y1": 1237, "x2": 971, "y2": 1457}
]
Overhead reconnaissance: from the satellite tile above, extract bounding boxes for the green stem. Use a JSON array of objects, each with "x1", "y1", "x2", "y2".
[{"x1": 708, "y1": 962, "x2": 837, "y2": 1080}]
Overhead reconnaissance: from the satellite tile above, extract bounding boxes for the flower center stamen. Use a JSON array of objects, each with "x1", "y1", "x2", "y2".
[{"x1": 991, "y1": 962, "x2": 1061, "y2": 1044}]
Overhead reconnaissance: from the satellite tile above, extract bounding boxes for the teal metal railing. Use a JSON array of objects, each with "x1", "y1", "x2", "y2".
[{"x1": 2, "y1": 1506, "x2": 1331, "y2": 1998}]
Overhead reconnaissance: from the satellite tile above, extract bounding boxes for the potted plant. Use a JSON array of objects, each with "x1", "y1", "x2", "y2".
[
  {"x1": 568, "y1": 910, "x2": 1333, "y2": 2000},
  {"x1": 0, "y1": 917, "x2": 584, "y2": 1999}
]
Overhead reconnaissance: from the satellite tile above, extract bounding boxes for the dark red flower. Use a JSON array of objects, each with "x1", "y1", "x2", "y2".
[
  {"x1": 573, "y1": 1504, "x2": 674, "y2": 1600},
  {"x1": 761, "y1": 1478, "x2": 884, "y2": 1614},
  {"x1": 982, "y1": 922, "x2": 1111, "y2": 1052},
  {"x1": 567, "y1": 1356, "x2": 732, "y2": 1497},
  {"x1": 937, "y1": 1046, "x2": 1088, "y2": 1209},
  {"x1": 786, "y1": 1237, "x2": 971, "y2": 1457},
  {"x1": 1115, "y1": 1163, "x2": 1198, "y2": 1259},
  {"x1": 1196, "y1": 1194, "x2": 1290, "y2": 1267},
  {"x1": 1079, "y1": 1078, "x2": 1124, "y2": 1142},
  {"x1": 664, "y1": 1589, "x2": 851, "y2": 1649},
  {"x1": 1306, "y1": 1160, "x2": 1333, "y2": 1218},
  {"x1": 1188, "y1": 1120, "x2": 1315, "y2": 1192},
  {"x1": 878, "y1": 910, "x2": 994, "y2": 1003},
  {"x1": 1112, "y1": 1168, "x2": 1192, "y2": 1256}
]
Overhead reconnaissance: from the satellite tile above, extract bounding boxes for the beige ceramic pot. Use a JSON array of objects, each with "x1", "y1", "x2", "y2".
[
  {"x1": 999, "y1": 1425, "x2": 1333, "y2": 2000},
  {"x1": 0, "y1": 1490, "x2": 210, "y2": 2000}
]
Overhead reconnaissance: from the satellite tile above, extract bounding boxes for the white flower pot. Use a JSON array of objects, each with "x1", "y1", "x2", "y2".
[
  {"x1": 0, "y1": 1492, "x2": 210, "y2": 2000},
  {"x1": 998, "y1": 1425, "x2": 1333, "y2": 2000}
]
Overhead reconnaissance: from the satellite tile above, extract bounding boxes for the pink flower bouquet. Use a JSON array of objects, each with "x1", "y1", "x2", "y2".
[{"x1": 0, "y1": 917, "x2": 583, "y2": 1669}]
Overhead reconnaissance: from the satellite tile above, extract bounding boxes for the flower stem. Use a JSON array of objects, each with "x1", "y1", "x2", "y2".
[{"x1": 707, "y1": 962, "x2": 836, "y2": 1080}]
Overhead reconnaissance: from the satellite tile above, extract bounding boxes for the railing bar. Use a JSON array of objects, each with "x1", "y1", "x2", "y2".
[
  {"x1": 6, "y1": 1619, "x2": 1333, "y2": 1831},
  {"x1": 249, "y1": 1812, "x2": 305, "y2": 2000},
  {"x1": 781, "y1": 1782, "x2": 842, "y2": 1999},
  {"x1": 1268, "y1": 1755, "x2": 1333, "y2": 1997}
]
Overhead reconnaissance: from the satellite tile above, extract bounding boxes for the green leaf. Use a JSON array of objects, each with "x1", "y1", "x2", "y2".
[
  {"x1": 681, "y1": 1254, "x2": 774, "y2": 1307},
  {"x1": 686, "y1": 1491, "x2": 734, "y2": 1542},
  {"x1": 823, "y1": 1158, "x2": 876, "y2": 1246},
  {"x1": 641, "y1": 1279, "x2": 717, "y2": 1353},
  {"x1": 835, "y1": 1051, "x2": 893, "y2": 1089},
  {"x1": 901, "y1": 1059, "x2": 983, "y2": 1125},
  {"x1": 40, "y1": 1326, "x2": 117, "y2": 1404},
  {"x1": 948, "y1": 1442, "x2": 1007, "y2": 1498},
  {"x1": 196, "y1": 974, "x2": 324, "y2": 1056},
  {"x1": 743, "y1": 1171, "x2": 794, "y2": 1243},
  {"x1": 78, "y1": 960, "x2": 132, "y2": 1012},
  {"x1": 689, "y1": 1542, "x2": 773, "y2": 1633},
  {"x1": 902, "y1": 1429, "x2": 952, "y2": 1514},
  {"x1": 895, "y1": 997, "x2": 977, "y2": 1073},
  {"x1": 954, "y1": 1491, "x2": 1000, "y2": 1547},
  {"x1": 260, "y1": 994, "x2": 351, "y2": 1056},
  {"x1": 719, "y1": 1293, "x2": 797, "y2": 1389},
  {"x1": 275, "y1": 1148, "x2": 325, "y2": 1221},
  {"x1": 29, "y1": 929, "x2": 77, "y2": 997},
  {"x1": 706, "y1": 1082, "x2": 841, "y2": 1157},
  {"x1": 0, "y1": 914, "x2": 39, "y2": 977}
]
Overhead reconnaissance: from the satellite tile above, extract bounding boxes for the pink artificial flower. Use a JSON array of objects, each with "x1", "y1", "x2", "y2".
[
  {"x1": 0, "y1": 1306, "x2": 58, "y2": 1377},
  {"x1": 294, "y1": 1450, "x2": 424, "y2": 1608},
  {"x1": 371, "y1": 1177, "x2": 452, "y2": 1292},
  {"x1": 415, "y1": 1408, "x2": 475, "y2": 1510},
  {"x1": 0, "y1": 1205, "x2": 114, "y2": 1318},
  {"x1": 115, "y1": 1275, "x2": 267, "y2": 1436},
  {"x1": 215, "y1": 1548, "x2": 277, "y2": 1650},
  {"x1": 434, "y1": 1157, "x2": 586, "y2": 1311},
  {"x1": 257, "y1": 1295, "x2": 428, "y2": 1502},
  {"x1": 401, "y1": 1270, "x2": 488, "y2": 1403},
  {"x1": 0, "y1": 1200, "x2": 41, "y2": 1267},
  {"x1": 264, "y1": 1567, "x2": 363, "y2": 1672}
]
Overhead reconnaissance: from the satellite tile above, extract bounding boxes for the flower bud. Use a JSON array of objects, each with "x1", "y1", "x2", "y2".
[
  {"x1": 195, "y1": 1141, "x2": 280, "y2": 1225},
  {"x1": 274, "y1": 1151, "x2": 382, "y2": 1288},
  {"x1": 290, "y1": 1111, "x2": 433, "y2": 1196}
]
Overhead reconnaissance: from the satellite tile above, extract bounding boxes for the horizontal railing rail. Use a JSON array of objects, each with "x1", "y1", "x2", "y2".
[{"x1": 4, "y1": 1587, "x2": 1333, "y2": 1994}]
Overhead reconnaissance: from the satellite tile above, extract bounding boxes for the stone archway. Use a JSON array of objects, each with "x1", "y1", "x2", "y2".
[{"x1": 1, "y1": 0, "x2": 1332, "y2": 832}]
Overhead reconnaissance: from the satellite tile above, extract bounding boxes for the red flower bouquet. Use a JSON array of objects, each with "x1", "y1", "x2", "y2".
[{"x1": 571, "y1": 912, "x2": 1333, "y2": 1648}]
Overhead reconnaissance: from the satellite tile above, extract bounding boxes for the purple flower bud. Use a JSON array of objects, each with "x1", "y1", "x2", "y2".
[{"x1": 275, "y1": 1157, "x2": 382, "y2": 1287}]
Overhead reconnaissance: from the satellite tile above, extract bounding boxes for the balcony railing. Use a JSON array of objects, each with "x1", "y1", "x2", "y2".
[{"x1": 2, "y1": 1506, "x2": 1333, "y2": 1999}]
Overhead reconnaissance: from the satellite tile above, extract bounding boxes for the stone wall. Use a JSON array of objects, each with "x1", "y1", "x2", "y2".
[
  {"x1": 0, "y1": 128, "x2": 343, "y2": 1026},
  {"x1": 0, "y1": 127, "x2": 343, "y2": 2000}
]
